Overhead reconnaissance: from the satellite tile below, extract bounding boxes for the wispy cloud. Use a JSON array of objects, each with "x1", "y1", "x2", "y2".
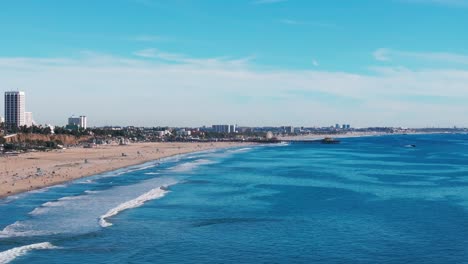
[
  {"x1": 312, "y1": 59, "x2": 319, "y2": 67},
  {"x1": 133, "y1": 48, "x2": 163, "y2": 58},
  {"x1": 373, "y1": 48, "x2": 468, "y2": 65},
  {"x1": 373, "y1": 48, "x2": 391, "y2": 62},
  {"x1": 2, "y1": 50, "x2": 468, "y2": 127},
  {"x1": 253, "y1": 0, "x2": 287, "y2": 4},
  {"x1": 133, "y1": 48, "x2": 254, "y2": 68}
]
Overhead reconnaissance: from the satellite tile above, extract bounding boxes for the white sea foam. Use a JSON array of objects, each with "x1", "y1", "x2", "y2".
[
  {"x1": 0, "y1": 242, "x2": 57, "y2": 264},
  {"x1": 25, "y1": 184, "x2": 68, "y2": 195},
  {"x1": 99, "y1": 186, "x2": 171, "y2": 227},
  {"x1": 2, "y1": 177, "x2": 178, "y2": 237},
  {"x1": 0, "y1": 221, "x2": 39, "y2": 238},
  {"x1": 78, "y1": 179, "x2": 94, "y2": 184},
  {"x1": 228, "y1": 147, "x2": 253, "y2": 153},
  {"x1": 29, "y1": 207, "x2": 47, "y2": 216},
  {"x1": 29, "y1": 200, "x2": 70, "y2": 216},
  {"x1": 170, "y1": 159, "x2": 215, "y2": 172},
  {"x1": 263, "y1": 142, "x2": 289, "y2": 147},
  {"x1": 123, "y1": 164, "x2": 158, "y2": 174},
  {"x1": 83, "y1": 162, "x2": 159, "y2": 181},
  {"x1": 144, "y1": 172, "x2": 160, "y2": 175},
  {"x1": 84, "y1": 190, "x2": 100, "y2": 194},
  {"x1": 28, "y1": 191, "x2": 99, "y2": 216}
]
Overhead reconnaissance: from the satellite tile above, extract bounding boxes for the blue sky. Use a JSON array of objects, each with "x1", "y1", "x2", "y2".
[{"x1": 1, "y1": 0, "x2": 468, "y2": 127}]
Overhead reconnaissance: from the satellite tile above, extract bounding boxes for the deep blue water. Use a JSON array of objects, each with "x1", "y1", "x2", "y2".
[{"x1": 2, "y1": 134, "x2": 468, "y2": 263}]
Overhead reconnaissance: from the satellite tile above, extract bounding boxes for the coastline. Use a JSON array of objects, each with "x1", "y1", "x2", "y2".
[
  {"x1": 277, "y1": 131, "x2": 435, "y2": 141},
  {"x1": 0, "y1": 142, "x2": 253, "y2": 199}
]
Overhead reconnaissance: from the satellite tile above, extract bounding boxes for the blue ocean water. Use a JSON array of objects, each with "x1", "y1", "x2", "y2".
[{"x1": 1, "y1": 134, "x2": 468, "y2": 263}]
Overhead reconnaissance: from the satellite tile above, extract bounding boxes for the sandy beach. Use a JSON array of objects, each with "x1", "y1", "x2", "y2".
[{"x1": 0, "y1": 142, "x2": 251, "y2": 198}]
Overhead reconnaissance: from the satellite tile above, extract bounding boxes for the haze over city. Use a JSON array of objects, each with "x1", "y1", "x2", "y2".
[{"x1": 1, "y1": 0, "x2": 468, "y2": 127}]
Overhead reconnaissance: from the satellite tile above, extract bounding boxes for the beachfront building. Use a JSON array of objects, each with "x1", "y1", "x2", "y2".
[
  {"x1": 212, "y1": 125, "x2": 232, "y2": 133},
  {"x1": 4, "y1": 91, "x2": 26, "y2": 128},
  {"x1": 230, "y1": 125, "x2": 237, "y2": 133},
  {"x1": 176, "y1": 129, "x2": 191, "y2": 137},
  {"x1": 68, "y1": 115, "x2": 87, "y2": 129},
  {"x1": 281, "y1": 126, "x2": 294, "y2": 134},
  {"x1": 25, "y1": 112, "x2": 34, "y2": 127}
]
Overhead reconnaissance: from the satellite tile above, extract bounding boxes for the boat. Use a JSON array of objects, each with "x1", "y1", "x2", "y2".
[{"x1": 321, "y1": 137, "x2": 340, "y2": 144}]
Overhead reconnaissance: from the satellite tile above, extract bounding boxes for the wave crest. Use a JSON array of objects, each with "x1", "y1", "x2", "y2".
[
  {"x1": 0, "y1": 242, "x2": 57, "y2": 264},
  {"x1": 99, "y1": 185, "x2": 172, "y2": 227}
]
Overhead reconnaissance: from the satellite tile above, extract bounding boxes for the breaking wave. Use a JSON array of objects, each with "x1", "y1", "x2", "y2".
[
  {"x1": 99, "y1": 185, "x2": 172, "y2": 227},
  {"x1": 0, "y1": 242, "x2": 57, "y2": 264},
  {"x1": 170, "y1": 159, "x2": 215, "y2": 172},
  {"x1": 228, "y1": 147, "x2": 253, "y2": 153},
  {"x1": 1, "y1": 178, "x2": 177, "y2": 238}
]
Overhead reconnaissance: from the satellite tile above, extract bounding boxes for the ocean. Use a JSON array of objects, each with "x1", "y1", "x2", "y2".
[{"x1": 1, "y1": 134, "x2": 468, "y2": 263}]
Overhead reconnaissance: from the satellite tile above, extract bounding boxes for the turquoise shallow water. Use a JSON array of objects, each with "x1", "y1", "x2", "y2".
[{"x1": 1, "y1": 134, "x2": 468, "y2": 263}]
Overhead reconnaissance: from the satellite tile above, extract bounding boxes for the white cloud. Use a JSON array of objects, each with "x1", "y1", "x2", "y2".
[
  {"x1": 1, "y1": 51, "x2": 468, "y2": 128},
  {"x1": 133, "y1": 48, "x2": 254, "y2": 68},
  {"x1": 312, "y1": 59, "x2": 319, "y2": 67},
  {"x1": 373, "y1": 48, "x2": 391, "y2": 62},
  {"x1": 133, "y1": 48, "x2": 160, "y2": 58},
  {"x1": 404, "y1": 51, "x2": 468, "y2": 64},
  {"x1": 373, "y1": 48, "x2": 468, "y2": 65}
]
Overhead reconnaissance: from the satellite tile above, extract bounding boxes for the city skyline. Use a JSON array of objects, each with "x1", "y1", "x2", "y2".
[{"x1": 1, "y1": 0, "x2": 468, "y2": 127}]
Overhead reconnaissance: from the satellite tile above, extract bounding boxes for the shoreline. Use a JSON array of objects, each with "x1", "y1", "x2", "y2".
[
  {"x1": 0, "y1": 132, "x2": 448, "y2": 199},
  {"x1": 0, "y1": 142, "x2": 254, "y2": 199},
  {"x1": 278, "y1": 131, "x2": 440, "y2": 141}
]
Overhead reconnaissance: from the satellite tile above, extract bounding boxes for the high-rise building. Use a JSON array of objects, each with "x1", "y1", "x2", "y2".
[
  {"x1": 5, "y1": 91, "x2": 26, "y2": 128},
  {"x1": 281, "y1": 126, "x2": 294, "y2": 134},
  {"x1": 68, "y1": 115, "x2": 87, "y2": 129},
  {"x1": 25, "y1": 112, "x2": 34, "y2": 127},
  {"x1": 212, "y1": 125, "x2": 231, "y2": 133},
  {"x1": 229, "y1": 124, "x2": 237, "y2": 133},
  {"x1": 79, "y1": 116, "x2": 87, "y2": 129}
]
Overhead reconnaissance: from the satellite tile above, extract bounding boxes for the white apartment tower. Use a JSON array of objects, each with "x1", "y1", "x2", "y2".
[
  {"x1": 25, "y1": 112, "x2": 34, "y2": 127},
  {"x1": 5, "y1": 91, "x2": 26, "y2": 128},
  {"x1": 79, "y1": 115, "x2": 87, "y2": 129},
  {"x1": 68, "y1": 115, "x2": 87, "y2": 129}
]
